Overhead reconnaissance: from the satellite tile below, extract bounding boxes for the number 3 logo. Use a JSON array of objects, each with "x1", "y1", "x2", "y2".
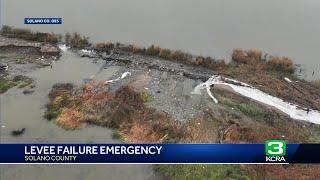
[{"x1": 265, "y1": 140, "x2": 286, "y2": 156}]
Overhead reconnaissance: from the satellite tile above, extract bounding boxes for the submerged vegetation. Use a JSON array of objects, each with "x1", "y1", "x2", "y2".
[
  {"x1": 0, "y1": 73, "x2": 34, "y2": 93},
  {"x1": 44, "y1": 82, "x2": 182, "y2": 142}
]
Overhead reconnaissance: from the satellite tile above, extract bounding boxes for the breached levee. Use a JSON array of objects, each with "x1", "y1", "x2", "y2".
[{"x1": 192, "y1": 75, "x2": 320, "y2": 124}]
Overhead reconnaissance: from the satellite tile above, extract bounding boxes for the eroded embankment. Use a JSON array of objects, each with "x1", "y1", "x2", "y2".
[
  {"x1": 193, "y1": 75, "x2": 320, "y2": 124},
  {"x1": 0, "y1": 35, "x2": 61, "y2": 94},
  {"x1": 45, "y1": 79, "x2": 320, "y2": 179}
]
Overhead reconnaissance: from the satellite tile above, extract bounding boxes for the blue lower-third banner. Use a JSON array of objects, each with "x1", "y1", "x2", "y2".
[{"x1": 0, "y1": 142, "x2": 320, "y2": 164}]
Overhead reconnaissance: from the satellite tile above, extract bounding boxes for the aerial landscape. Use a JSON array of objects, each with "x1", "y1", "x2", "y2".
[{"x1": 1, "y1": 0, "x2": 320, "y2": 179}]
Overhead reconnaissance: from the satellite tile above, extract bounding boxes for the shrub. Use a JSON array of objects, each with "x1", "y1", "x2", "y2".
[
  {"x1": 232, "y1": 48, "x2": 247, "y2": 63},
  {"x1": 246, "y1": 49, "x2": 263, "y2": 61},
  {"x1": 194, "y1": 56, "x2": 205, "y2": 65},
  {"x1": 159, "y1": 49, "x2": 172, "y2": 59},
  {"x1": 312, "y1": 80, "x2": 320, "y2": 89},
  {"x1": 232, "y1": 48, "x2": 263, "y2": 63},
  {"x1": 46, "y1": 33, "x2": 60, "y2": 44},
  {"x1": 1, "y1": 25, "x2": 61, "y2": 44},
  {"x1": 132, "y1": 44, "x2": 144, "y2": 54},
  {"x1": 168, "y1": 50, "x2": 186, "y2": 61},
  {"x1": 95, "y1": 41, "x2": 114, "y2": 52},
  {"x1": 140, "y1": 91, "x2": 153, "y2": 102},
  {"x1": 68, "y1": 33, "x2": 90, "y2": 48},
  {"x1": 267, "y1": 56, "x2": 295, "y2": 74},
  {"x1": 146, "y1": 45, "x2": 161, "y2": 56},
  {"x1": 64, "y1": 32, "x2": 71, "y2": 45},
  {"x1": 115, "y1": 86, "x2": 144, "y2": 108},
  {"x1": 1, "y1": 25, "x2": 12, "y2": 34}
]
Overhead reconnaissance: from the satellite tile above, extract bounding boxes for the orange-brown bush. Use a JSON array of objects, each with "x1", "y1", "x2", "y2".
[
  {"x1": 232, "y1": 48, "x2": 247, "y2": 63},
  {"x1": 95, "y1": 41, "x2": 114, "y2": 52},
  {"x1": 56, "y1": 108, "x2": 86, "y2": 130},
  {"x1": 146, "y1": 45, "x2": 161, "y2": 56},
  {"x1": 168, "y1": 50, "x2": 187, "y2": 61},
  {"x1": 232, "y1": 48, "x2": 264, "y2": 64},
  {"x1": 246, "y1": 49, "x2": 263, "y2": 61},
  {"x1": 45, "y1": 83, "x2": 183, "y2": 142},
  {"x1": 267, "y1": 56, "x2": 295, "y2": 73},
  {"x1": 132, "y1": 44, "x2": 144, "y2": 54}
]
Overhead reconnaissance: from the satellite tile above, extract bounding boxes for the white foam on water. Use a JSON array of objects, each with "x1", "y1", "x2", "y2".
[{"x1": 193, "y1": 75, "x2": 320, "y2": 124}]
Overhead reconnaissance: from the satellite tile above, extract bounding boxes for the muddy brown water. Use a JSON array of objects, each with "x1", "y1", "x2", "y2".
[
  {"x1": 0, "y1": 51, "x2": 157, "y2": 179},
  {"x1": 1, "y1": 0, "x2": 320, "y2": 80}
]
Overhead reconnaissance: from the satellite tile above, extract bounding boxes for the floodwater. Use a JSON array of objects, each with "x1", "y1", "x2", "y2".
[
  {"x1": 1, "y1": 0, "x2": 320, "y2": 79},
  {"x1": 0, "y1": 51, "x2": 157, "y2": 179}
]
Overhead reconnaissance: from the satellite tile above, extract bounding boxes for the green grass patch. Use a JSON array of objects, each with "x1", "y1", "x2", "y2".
[
  {"x1": 112, "y1": 130, "x2": 124, "y2": 141},
  {"x1": 0, "y1": 73, "x2": 19, "y2": 93},
  {"x1": 154, "y1": 164, "x2": 250, "y2": 180},
  {"x1": 223, "y1": 99, "x2": 266, "y2": 119},
  {"x1": 15, "y1": 56, "x2": 25, "y2": 64},
  {"x1": 43, "y1": 106, "x2": 61, "y2": 120},
  {"x1": 140, "y1": 91, "x2": 153, "y2": 102},
  {"x1": 13, "y1": 75, "x2": 34, "y2": 88}
]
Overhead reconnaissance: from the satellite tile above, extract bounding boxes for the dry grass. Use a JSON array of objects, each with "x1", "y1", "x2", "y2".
[
  {"x1": 159, "y1": 48, "x2": 172, "y2": 59},
  {"x1": 232, "y1": 48, "x2": 264, "y2": 64},
  {"x1": 268, "y1": 56, "x2": 295, "y2": 73},
  {"x1": 45, "y1": 83, "x2": 183, "y2": 142},
  {"x1": 168, "y1": 50, "x2": 186, "y2": 61},
  {"x1": 132, "y1": 44, "x2": 144, "y2": 54},
  {"x1": 244, "y1": 164, "x2": 320, "y2": 180},
  {"x1": 232, "y1": 48, "x2": 247, "y2": 63},
  {"x1": 313, "y1": 80, "x2": 320, "y2": 89},
  {"x1": 95, "y1": 41, "x2": 114, "y2": 52},
  {"x1": 68, "y1": 33, "x2": 90, "y2": 48},
  {"x1": 146, "y1": 45, "x2": 161, "y2": 56},
  {"x1": 246, "y1": 49, "x2": 263, "y2": 61},
  {"x1": 56, "y1": 108, "x2": 86, "y2": 129},
  {"x1": 1, "y1": 25, "x2": 61, "y2": 44},
  {"x1": 45, "y1": 81, "x2": 320, "y2": 179}
]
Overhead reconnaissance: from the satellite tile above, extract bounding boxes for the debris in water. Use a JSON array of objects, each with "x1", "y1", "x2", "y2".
[
  {"x1": 11, "y1": 128, "x2": 26, "y2": 136},
  {"x1": 0, "y1": 63, "x2": 9, "y2": 71}
]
